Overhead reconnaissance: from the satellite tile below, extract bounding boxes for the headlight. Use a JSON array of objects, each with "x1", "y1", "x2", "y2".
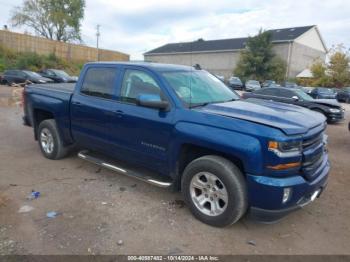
[
  {"x1": 268, "y1": 141, "x2": 302, "y2": 157},
  {"x1": 329, "y1": 108, "x2": 340, "y2": 113}
]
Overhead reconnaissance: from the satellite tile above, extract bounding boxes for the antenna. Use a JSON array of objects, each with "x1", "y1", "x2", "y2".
[
  {"x1": 96, "y1": 24, "x2": 101, "y2": 61},
  {"x1": 190, "y1": 40, "x2": 193, "y2": 107}
]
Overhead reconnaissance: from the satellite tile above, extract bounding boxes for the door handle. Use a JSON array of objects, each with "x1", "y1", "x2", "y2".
[
  {"x1": 114, "y1": 110, "x2": 124, "y2": 117},
  {"x1": 72, "y1": 102, "x2": 82, "y2": 106}
]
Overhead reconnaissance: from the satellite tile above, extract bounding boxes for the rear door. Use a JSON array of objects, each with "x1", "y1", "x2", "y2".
[
  {"x1": 70, "y1": 65, "x2": 120, "y2": 152},
  {"x1": 7, "y1": 70, "x2": 23, "y2": 83}
]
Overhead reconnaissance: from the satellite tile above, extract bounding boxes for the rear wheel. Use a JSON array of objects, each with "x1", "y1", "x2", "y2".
[
  {"x1": 37, "y1": 119, "x2": 69, "y2": 160},
  {"x1": 181, "y1": 155, "x2": 247, "y2": 227}
]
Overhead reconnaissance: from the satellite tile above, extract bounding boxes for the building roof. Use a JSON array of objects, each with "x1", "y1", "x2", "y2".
[
  {"x1": 296, "y1": 68, "x2": 313, "y2": 78},
  {"x1": 145, "y1": 25, "x2": 315, "y2": 55}
]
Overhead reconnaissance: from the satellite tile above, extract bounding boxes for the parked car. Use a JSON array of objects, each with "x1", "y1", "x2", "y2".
[
  {"x1": 336, "y1": 87, "x2": 350, "y2": 103},
  {"x1": 2, "y1": 70, "x2": 53, "y2": 85},
  {"x1": 39, "y1": 69, "x2": 78, "y2": 83},
  {"x1": 262, "y1": 80, "x2": 276, "y2": 88},
  {"x1": 228, "y1": 76, "x2": 243, "y2": 90},
  {"x1": 242, "y1": 87, "x2": 344, "y2": 123},
  {"x1": 283, "y1": 81, "x2": 299, "y2": 88},
  {"x1": 245, "y1": 80, "x2": 261, "y2": 91},
  {"x1": 301, "y1": 86, "x2": 313, "y2": 95},
  {"x1": 23, "y1": 62, "x2": 329, "y2": 227},
  {"x1": 214, "y1": 74, "x2": 225, "y2": 82},
  {"x1": 310, "y1": 87, "x2": 337, "y2": 99}
]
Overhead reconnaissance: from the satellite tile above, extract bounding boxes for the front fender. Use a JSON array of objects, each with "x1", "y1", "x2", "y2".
[{"x1": 171, "y1": 122, "x2": 263, "y2": 175}]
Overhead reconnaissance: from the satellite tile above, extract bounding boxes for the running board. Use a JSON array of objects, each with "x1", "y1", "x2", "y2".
[{"x1": 77, "y1": 150, "x2": 173, "y2": 188}]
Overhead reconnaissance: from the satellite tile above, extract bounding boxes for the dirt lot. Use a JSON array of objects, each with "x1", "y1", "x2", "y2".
[{"x1": 0, "y1": 85, "x2": 350, "y2": 255}]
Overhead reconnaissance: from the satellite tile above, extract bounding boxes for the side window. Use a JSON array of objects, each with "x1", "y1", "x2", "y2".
[
  {"x1": 278, "y1": 89, "x2": 294, "y2": 98},
  {"x1": 19, "y1": 72, "x2": 27, "y2": 78},
  {"x1": 46, "y1": 70, "x2": 55, "y2": 76},
  {"x1": 80, "y1": 68, "x2": 117, "y2": 99},
  {"x1": 120, "y1": 69, "x2": 162, "y2": 104},
  {"x1": 257, "y1": 88, "x2": 277, "y2": 96}
]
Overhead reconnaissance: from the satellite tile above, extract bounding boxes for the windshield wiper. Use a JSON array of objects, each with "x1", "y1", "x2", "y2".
[
  {"x1": 189, "y1": 102, "x2": 210, "y2": 109},
  {"x1": 189, "y1": 98, "x2": 239, "y2": 109}
]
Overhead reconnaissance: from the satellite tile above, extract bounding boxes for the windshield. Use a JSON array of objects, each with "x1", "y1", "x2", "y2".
[
  {"x1": 295, "y1": 89, "x2": 314, "y2": 101},
  {"x1": 24, "y1": 71, "x2": 42, "y2": 78},
  {"x1": 163, "y1": 70, "x2": 240, "y2": 107},
  {"x1": 51, "y1": 69, "x2": 70, "y2": 77}
]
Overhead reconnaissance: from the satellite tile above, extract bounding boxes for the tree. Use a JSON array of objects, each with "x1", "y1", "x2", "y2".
[
  {"x1": 11, "y1": 0, "x2": 85, "y2": 43},
  {"x1": 327, "y1": 45, "x2": 350, "y2": 87},
  {"x1": 309, "y1": 45, "x2": 350, "y2": 87},
  {"x1": 310, "y1": 60, "x2": 330, "y2": 87},
  {"x1": 234, "y1": 29, "x2": 286, "y2": 82}
]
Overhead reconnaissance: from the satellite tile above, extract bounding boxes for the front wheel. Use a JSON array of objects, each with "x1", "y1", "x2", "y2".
[{"x1": 181, "y1": 155, "x2": 247, "y2": 227}]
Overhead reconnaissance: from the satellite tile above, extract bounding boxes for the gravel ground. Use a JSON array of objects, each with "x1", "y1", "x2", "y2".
[{"x1": 0, "y1": 86, "x2": 350, "y2": 255}]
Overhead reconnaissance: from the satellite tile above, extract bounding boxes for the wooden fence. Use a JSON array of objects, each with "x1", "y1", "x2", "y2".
[{"x1": 0, "y1": 29, "x2": 129, "y2": 62}]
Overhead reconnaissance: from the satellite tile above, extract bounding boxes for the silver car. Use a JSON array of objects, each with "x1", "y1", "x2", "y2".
[{"x1": 245, "y1": 80, "x2": 261, "y2": 91}]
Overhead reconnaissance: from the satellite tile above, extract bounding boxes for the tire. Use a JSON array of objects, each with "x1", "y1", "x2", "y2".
[
  {"x1": 37, "y1": 119, "x2": 69, "y2": 160},
  {"x1": 181, "y1": 155, "x2": 247, "y2": 227},
  {"x1": 346, "y1": 97, "x2": 350, "y2": 104}
]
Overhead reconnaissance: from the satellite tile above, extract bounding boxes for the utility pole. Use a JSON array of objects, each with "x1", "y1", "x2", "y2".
[{"x1": 96, "y1": 24, "x2": 100, "y2": 61}]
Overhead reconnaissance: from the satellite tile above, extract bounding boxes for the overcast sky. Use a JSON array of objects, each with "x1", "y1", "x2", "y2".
[{"x1": 0, "y1": 0, "x2": 349, "y2": 60}]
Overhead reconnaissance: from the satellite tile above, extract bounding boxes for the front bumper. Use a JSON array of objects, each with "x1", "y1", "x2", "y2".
[
  {"x1": 327, "y1": 111, "x2": 344, "y2": 122},
  {"x1": 247, "y1": 156, "x2": 330, "y2": 223}
]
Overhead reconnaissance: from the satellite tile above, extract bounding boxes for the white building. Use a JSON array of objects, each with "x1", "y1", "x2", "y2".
[{"x1": 144, "y1": 25, "x2": 327, "y2": 79}]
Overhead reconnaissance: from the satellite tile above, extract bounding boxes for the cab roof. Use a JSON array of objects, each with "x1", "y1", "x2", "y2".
[{"x1": 85, "y1": 61, "x2": 195, "y2": 72}]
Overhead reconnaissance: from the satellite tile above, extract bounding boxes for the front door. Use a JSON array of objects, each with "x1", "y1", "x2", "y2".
[{"x1": 109, "y1": 68, "x2": 174, "y2": 174}]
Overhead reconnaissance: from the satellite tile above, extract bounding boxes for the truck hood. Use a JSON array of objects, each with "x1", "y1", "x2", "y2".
[
  {"x1": 197, "y1": 98, "x2": 325, "y2": 135},
  {"x1": 313, "y1": 99, "x2": 341, "y2": 107}
]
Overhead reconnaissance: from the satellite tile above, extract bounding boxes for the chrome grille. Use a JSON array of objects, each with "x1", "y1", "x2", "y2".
[
  {"x1": 302, "y1": 132, "x2": 323, "y2": 149},
  {"x1": 302, "y1": 131, "x2": 325, "y2": 180}
]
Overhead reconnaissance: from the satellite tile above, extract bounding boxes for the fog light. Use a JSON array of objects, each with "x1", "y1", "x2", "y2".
[{"x1": 282, "y1": 188, "x2": 292, "y2": 203}]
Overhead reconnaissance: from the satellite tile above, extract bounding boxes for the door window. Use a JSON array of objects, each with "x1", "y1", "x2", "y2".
[
  {"x1": 80, "y1": 68, "x2": 117, "y2": 99},
  {"x1": 277, "y1": 89, "x2": 295, "y2": 98},
  {"x1": 120, "y1": 69, "x2": 162, "y2": 104},
  {"x1": 255, "y1": 88, "x2": 278, "y2": 96}
]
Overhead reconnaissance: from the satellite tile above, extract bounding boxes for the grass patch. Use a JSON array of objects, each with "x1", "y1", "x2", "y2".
[{"x1": 0, "y1": 44, "x2": 83, "y2": 76}]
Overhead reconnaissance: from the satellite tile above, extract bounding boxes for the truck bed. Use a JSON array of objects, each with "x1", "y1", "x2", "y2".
[
  {"x1": 27, "y1": 83, "x2": 75, "y2": 93},
  {"x1": 24, "y1": 82, "x2": 76, "y2": 144}
]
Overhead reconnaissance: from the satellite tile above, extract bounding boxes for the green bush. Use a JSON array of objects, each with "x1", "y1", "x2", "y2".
[{"x1": 0, "y1": 44, "x2": 82, "y2": 76}]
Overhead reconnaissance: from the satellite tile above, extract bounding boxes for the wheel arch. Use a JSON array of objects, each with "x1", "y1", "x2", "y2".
[
  {"x1": 33, "y1": 108, "x2": 55, "y2": 140},
  {"x1": 174, "y1": 143, "x2": 245, "y2": 191}
]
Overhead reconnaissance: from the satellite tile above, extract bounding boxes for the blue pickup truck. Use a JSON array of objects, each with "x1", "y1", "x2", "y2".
[{"x1": 22, "y1": 62, "x2": 330, "y2": 227}]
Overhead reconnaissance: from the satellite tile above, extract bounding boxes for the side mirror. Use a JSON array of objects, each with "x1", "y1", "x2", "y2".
[
  {"x1": 291, "y1": 96, "x2": 299, "y2": 101},
  {"x1": 136, "y1": 94, "x2": 169, "y2": 110}
]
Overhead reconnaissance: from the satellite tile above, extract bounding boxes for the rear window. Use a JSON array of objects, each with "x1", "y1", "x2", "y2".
[
  {"x1": 80, "y1": 68, "x2": 117, "y2": 99},
  {"x1": 5, "y1": 70, "x2": 15, "y2": 75}
]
